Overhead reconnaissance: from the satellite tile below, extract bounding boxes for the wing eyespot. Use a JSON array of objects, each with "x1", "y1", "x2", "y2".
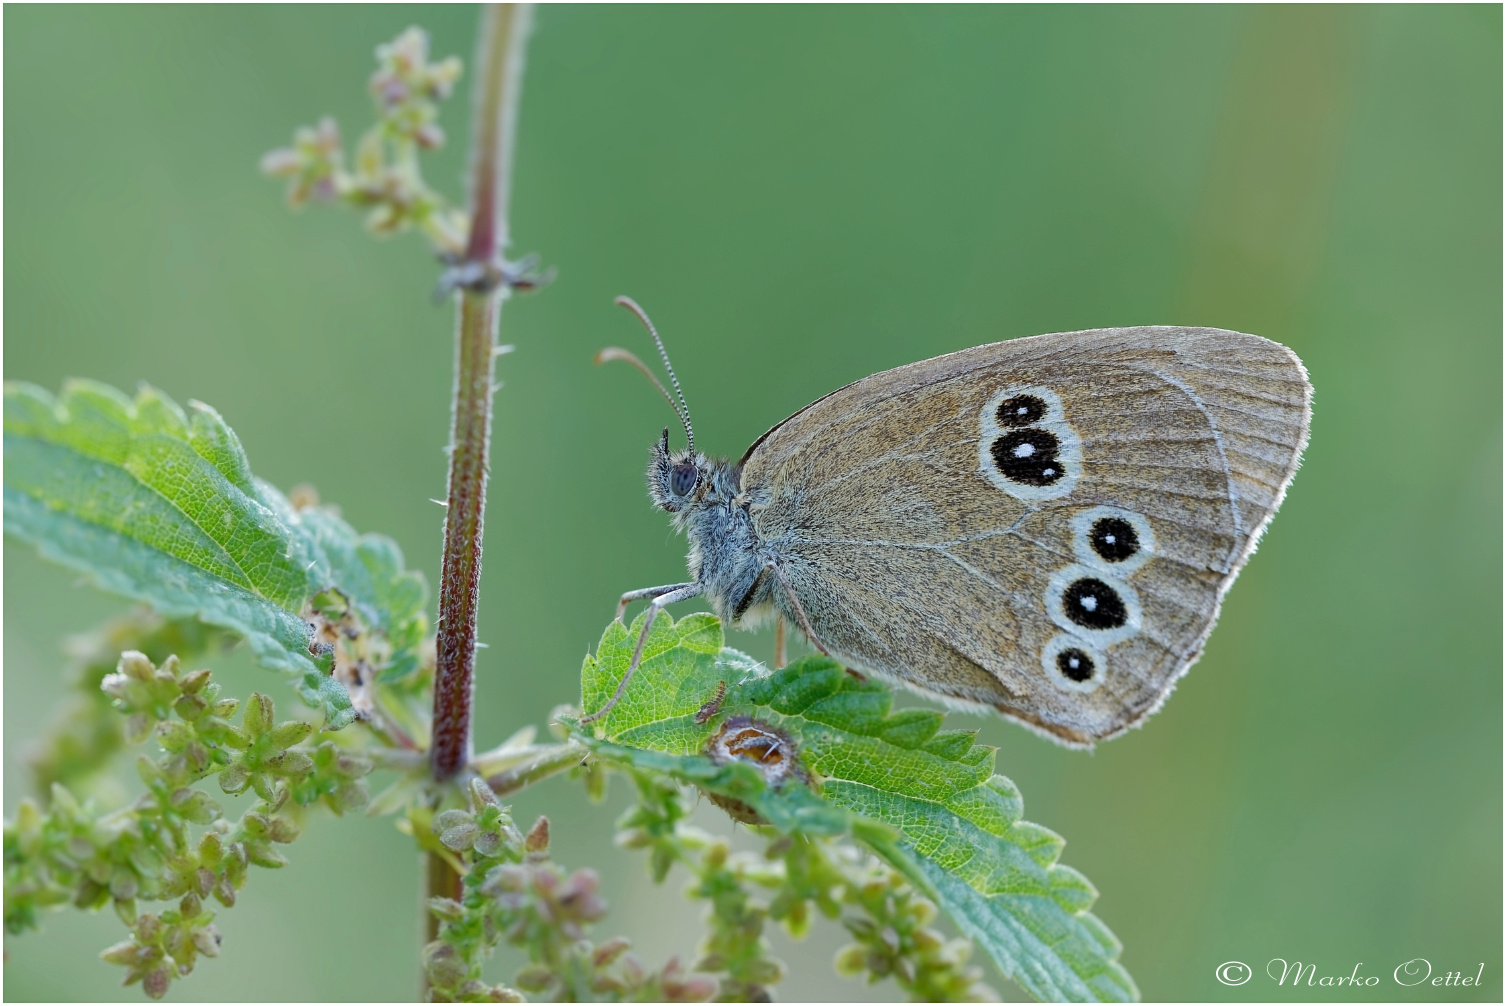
[{"x1": 976, "y1": 385, "x2": 1082, "y2": 501}]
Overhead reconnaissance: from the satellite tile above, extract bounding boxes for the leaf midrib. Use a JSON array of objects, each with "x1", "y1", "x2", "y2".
[{"x1": 11, "y1": 429, "x2": 269, "y2": 601}]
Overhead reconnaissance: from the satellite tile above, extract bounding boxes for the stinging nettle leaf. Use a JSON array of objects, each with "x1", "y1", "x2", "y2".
[
  {"x1": 572, "y1": 611, "x2": 1138, "y2": 1003},
  {"x1": 4, "y1": 380, "x2": 429, "y2": 728}
]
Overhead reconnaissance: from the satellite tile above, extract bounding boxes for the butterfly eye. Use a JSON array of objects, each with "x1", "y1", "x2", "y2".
[{"x1": 670, "y1": 463, "x2": 699, "y2": 496}]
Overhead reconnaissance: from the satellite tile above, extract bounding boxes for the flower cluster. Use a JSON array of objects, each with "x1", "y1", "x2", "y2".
[
  {"x1": 424, "y1": 778, "x2": 716, "y2": 1003},
  {"x1": 832, "y1": 857, "x2": 996, "y2": 1001},
  {"x1": 612, "y1": 772, "x2": 1000, "y2": 1003},
  {"x1": 3, "y1": 652, "x2": 370, "y2": 999},
  {"x1": 27, "y1": 611, "x2": 229, "y2": 799},
  {"x1": 260, "y1": 26, "x2": 467, "y2": 253}
]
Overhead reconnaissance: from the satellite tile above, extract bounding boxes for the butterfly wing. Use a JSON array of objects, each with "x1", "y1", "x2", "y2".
[{"x1": 740, "y1": 326, "x2": 1311, "y2": 746}]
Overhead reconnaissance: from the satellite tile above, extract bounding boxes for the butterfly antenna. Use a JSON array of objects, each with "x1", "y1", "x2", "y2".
[
  {"x1": 594, "y1": 346, "x2": 679, "y2": 416},
  {"x1": 614, "y1": 296, "x2": 694, "y2": 453}
]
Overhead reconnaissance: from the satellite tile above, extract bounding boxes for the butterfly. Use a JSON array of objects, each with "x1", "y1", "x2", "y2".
[{"x1": 584, "y1": 297, "x2": 1311, "y2": 747}]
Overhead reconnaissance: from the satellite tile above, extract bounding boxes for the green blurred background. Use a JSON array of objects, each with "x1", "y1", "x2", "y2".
[{"x1": 4, "y1": 5, "x2": 1500, "y2": 1002}]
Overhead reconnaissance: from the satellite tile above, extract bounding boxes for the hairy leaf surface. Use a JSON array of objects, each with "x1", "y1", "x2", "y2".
[
  {"x1": 575, "y1": 612, "x2": 1138, "y2": 1003},
  {"x1": 4, "y1": 381, "x2": 428, "y2": 726}
]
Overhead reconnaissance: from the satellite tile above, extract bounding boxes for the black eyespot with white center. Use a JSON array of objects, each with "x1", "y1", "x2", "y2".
[
  {"x1": 1071, "y1": 506, "x2": 1155, "y2": 574},
  {"x1": 1041, "y1": 633, "x2": 1107, "y2": 692},
  {"x1": 670, "y1": 462, "x2": 699, "y2": 497},
  {"x1": 979, "y1": 385, "x2": 1082, "y2": 503},
  {"x1": 995, "y1": 394, "x2": 1047, "y2": 428},
  {"x1": 1090, "y1": 517, "x2": 1139, "y2": 563},
  {"x1": 1056, "y1": 648, "x2": 1094, "y2": 683},
  {"x1": 1062, "y1": 577, "x2": 1128, "y2": 630},
  {"x1": 989, "y1": 429, "x2": 1063, "y2": 486}
]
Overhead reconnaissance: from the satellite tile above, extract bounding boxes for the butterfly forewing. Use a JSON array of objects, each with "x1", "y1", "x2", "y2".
[{"x1": 741, "y1": 327, "x2": 1310, "y2": 745}]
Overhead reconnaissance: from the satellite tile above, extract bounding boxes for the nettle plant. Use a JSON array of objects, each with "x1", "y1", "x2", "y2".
[{"x1": 4, "y1": 9, "x2": 1136, "y2": 1003}]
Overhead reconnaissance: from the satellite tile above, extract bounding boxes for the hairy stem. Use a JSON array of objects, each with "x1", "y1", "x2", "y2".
[
  {"x1": 426, "y1": 4, "x2": 531, "y2": 998},
  {"x1": 431, "y1": 1, "x2": 531, "y2": 781}
]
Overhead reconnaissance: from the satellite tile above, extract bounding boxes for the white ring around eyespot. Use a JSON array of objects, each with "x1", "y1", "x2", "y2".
[
  {"x1": 1070, "y1": 506, "x2": 1156, "y2": 575},
  {"x1": 976, "y1": 385, "x2": 1082, "y2": 503},
  {"x1": 1044, "y1": 563, "x2": 1141, "y2": 646},
  {"x1": 1041, "y1": 634, "x2": 1106, "y2": 693}
]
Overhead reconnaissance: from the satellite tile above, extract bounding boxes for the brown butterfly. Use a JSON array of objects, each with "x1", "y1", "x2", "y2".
[{"x1": 586, "y1": 298, "x2": 1311, "y2": 747}]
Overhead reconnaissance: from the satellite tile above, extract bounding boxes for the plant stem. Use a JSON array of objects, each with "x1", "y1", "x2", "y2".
[
  {"x1": 431, "y1": 2, "x2": 532, "y2": 783},
  {"x1": 424, "y1": 4, "x2": 531, "y2": 998}
]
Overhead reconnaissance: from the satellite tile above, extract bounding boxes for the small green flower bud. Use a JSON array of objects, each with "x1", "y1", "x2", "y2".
[
  {"x1": 427, "y1": 897, "x2": 465, "y2": 921},
  {"x1": 100, "y1": 940, "x2": 143, "y2": 966},
  {"x1": 110, "y1": 870, "x2": 140, "y2": 902},
  {"x1": 525, "y1": 816, "x2": 550, "y2": 853},
  {"x1": 213, "y1": 698, "x2": 241, "y2": 720},
  {"x1": 179, "y1": 892, "x2": 202, "y2": 919},
  {"x1": 179, "y1": 669, "x2": 212, "y2": 694},
  {"x1": 156, "y1": 719, "x2": 194, "y2": 752},
  {"x1": 213, "y1": 876, "x2": 236, "y2": 908},
  {"x1": 114, "y1": 897, "x2": 139, "y2": 926},
  {"x1": 650, "y1": 846, "x2": 675, "y2": 883},
  {"x1": 334, "y1": 751, "x2": 374, "y2": 778},
  {"x1": 173, "y1": 692, "x2": 209, "y2": 721},
  {"x1": 192, "y1": 925, "x2": 222, "y2": 958},
  {"x1": 267, "y1": 749, "x2": 315, "y2": 776},
  {"x1": 218, "y1": 764, "x2": 250, "y2": 795},
  {"x1": 121, "y1": 712, "x2": 153, "y2": 745},
  {"x1": 119, "y1": 651, "x2": 157, "y2": 682},
  {"x1": 245, "y1": 842, "x2": 288, "y2": 869},
  {"x1": 904, "y1": 926, "x2": 935, "y2": 951},
  {"x1": 473, "y1": 830, "x2": 502, "y2": 857},
  {"x1": 422, "y1": 941, "x2": 468, "y2": 989},
  {"x1": 667, "y1": 974, "x2": 718, "y2": 1002},
  {"x1": 439, "y1": 824, "x2": 480, "y2": 852},
  {"x1": 742, "y1": 957, "x2": 786, "y2": 985},
  {"x1": 142, "y1": 966, "x2": 171, "y2": 1000},
  {"x1": 243, "y1": 693, "x2": 274, "y2": 737},
  {"x1": 330, "y1": 780, "x2": 369, "y2": 813},
  {"x1": 135, "y1": 913, "x2": 163, "y2": 942},
  {"x1": 172, "y1": 789, "x2": 222, "y2": 825},
  {"x1": 220, "y1": 724, "x2": 252, "y2": 750},
  {"x1": 270, "y1": 721, "x2": 314, "y2": 749},
  {"x1": 198, "y1": 831, "x2": 223, "y2": 866},
  {"x1": 514, "y1": 964, "x2": 555, "y2": 992},
  {"x1": 74, "y1": 877, "x2": 108, "y2": 911},
  {"x1": 433, "y1": 808, "x2": 472, "y2": 831},
  {"x1": 782, "y1": 899, "x2": 811, "y2": 940},
  {"x1": 251, "y1": 772, "x2": 279, "y2": 802},
  {"x1": 469, "y1": 777, "x2": 500, "y2": 809},
  {"x1": 266, "y1": 817, "x2": 299, "y2": 844},
  {"x1": 592, "y1": 936, "x2": 631, "y2": 967}
]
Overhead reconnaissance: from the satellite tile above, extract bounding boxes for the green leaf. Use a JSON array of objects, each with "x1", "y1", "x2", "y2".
[
  {"x1": 573, "y1": 612, "x2": 1138, "y2": 1003},
  {"x1": 4, "y1": 381, "x2": 429, "y2": 727}
]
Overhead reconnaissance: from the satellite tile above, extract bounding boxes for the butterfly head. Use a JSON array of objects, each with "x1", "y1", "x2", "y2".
[{"x1": 647, "y1": 427, "x2": 735, "y2": 514}]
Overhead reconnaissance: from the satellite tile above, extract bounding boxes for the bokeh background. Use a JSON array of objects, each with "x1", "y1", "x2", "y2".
[{"x1": 4, "y1": 5, "x2": 1500, "y2": 1002}]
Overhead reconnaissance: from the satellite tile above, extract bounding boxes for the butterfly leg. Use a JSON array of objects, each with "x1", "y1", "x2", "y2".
[
  {"x1": 770, "y1": 564, "x2": 831, "y2": 657},
  {"x1": 582, "y1": 582, "x2": 705, "y2": 724},
  {"x1": 616, "y1": 581, "x2": 696, "y2": 621}
]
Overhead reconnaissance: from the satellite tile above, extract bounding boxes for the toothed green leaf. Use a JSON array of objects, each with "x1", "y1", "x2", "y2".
[
  {"x1": 4, "y1": 381, "x2": 429, "y2": 727},
  {"x1": 574, "y1": 611, "x2": 1137, "y2": 1003}
]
